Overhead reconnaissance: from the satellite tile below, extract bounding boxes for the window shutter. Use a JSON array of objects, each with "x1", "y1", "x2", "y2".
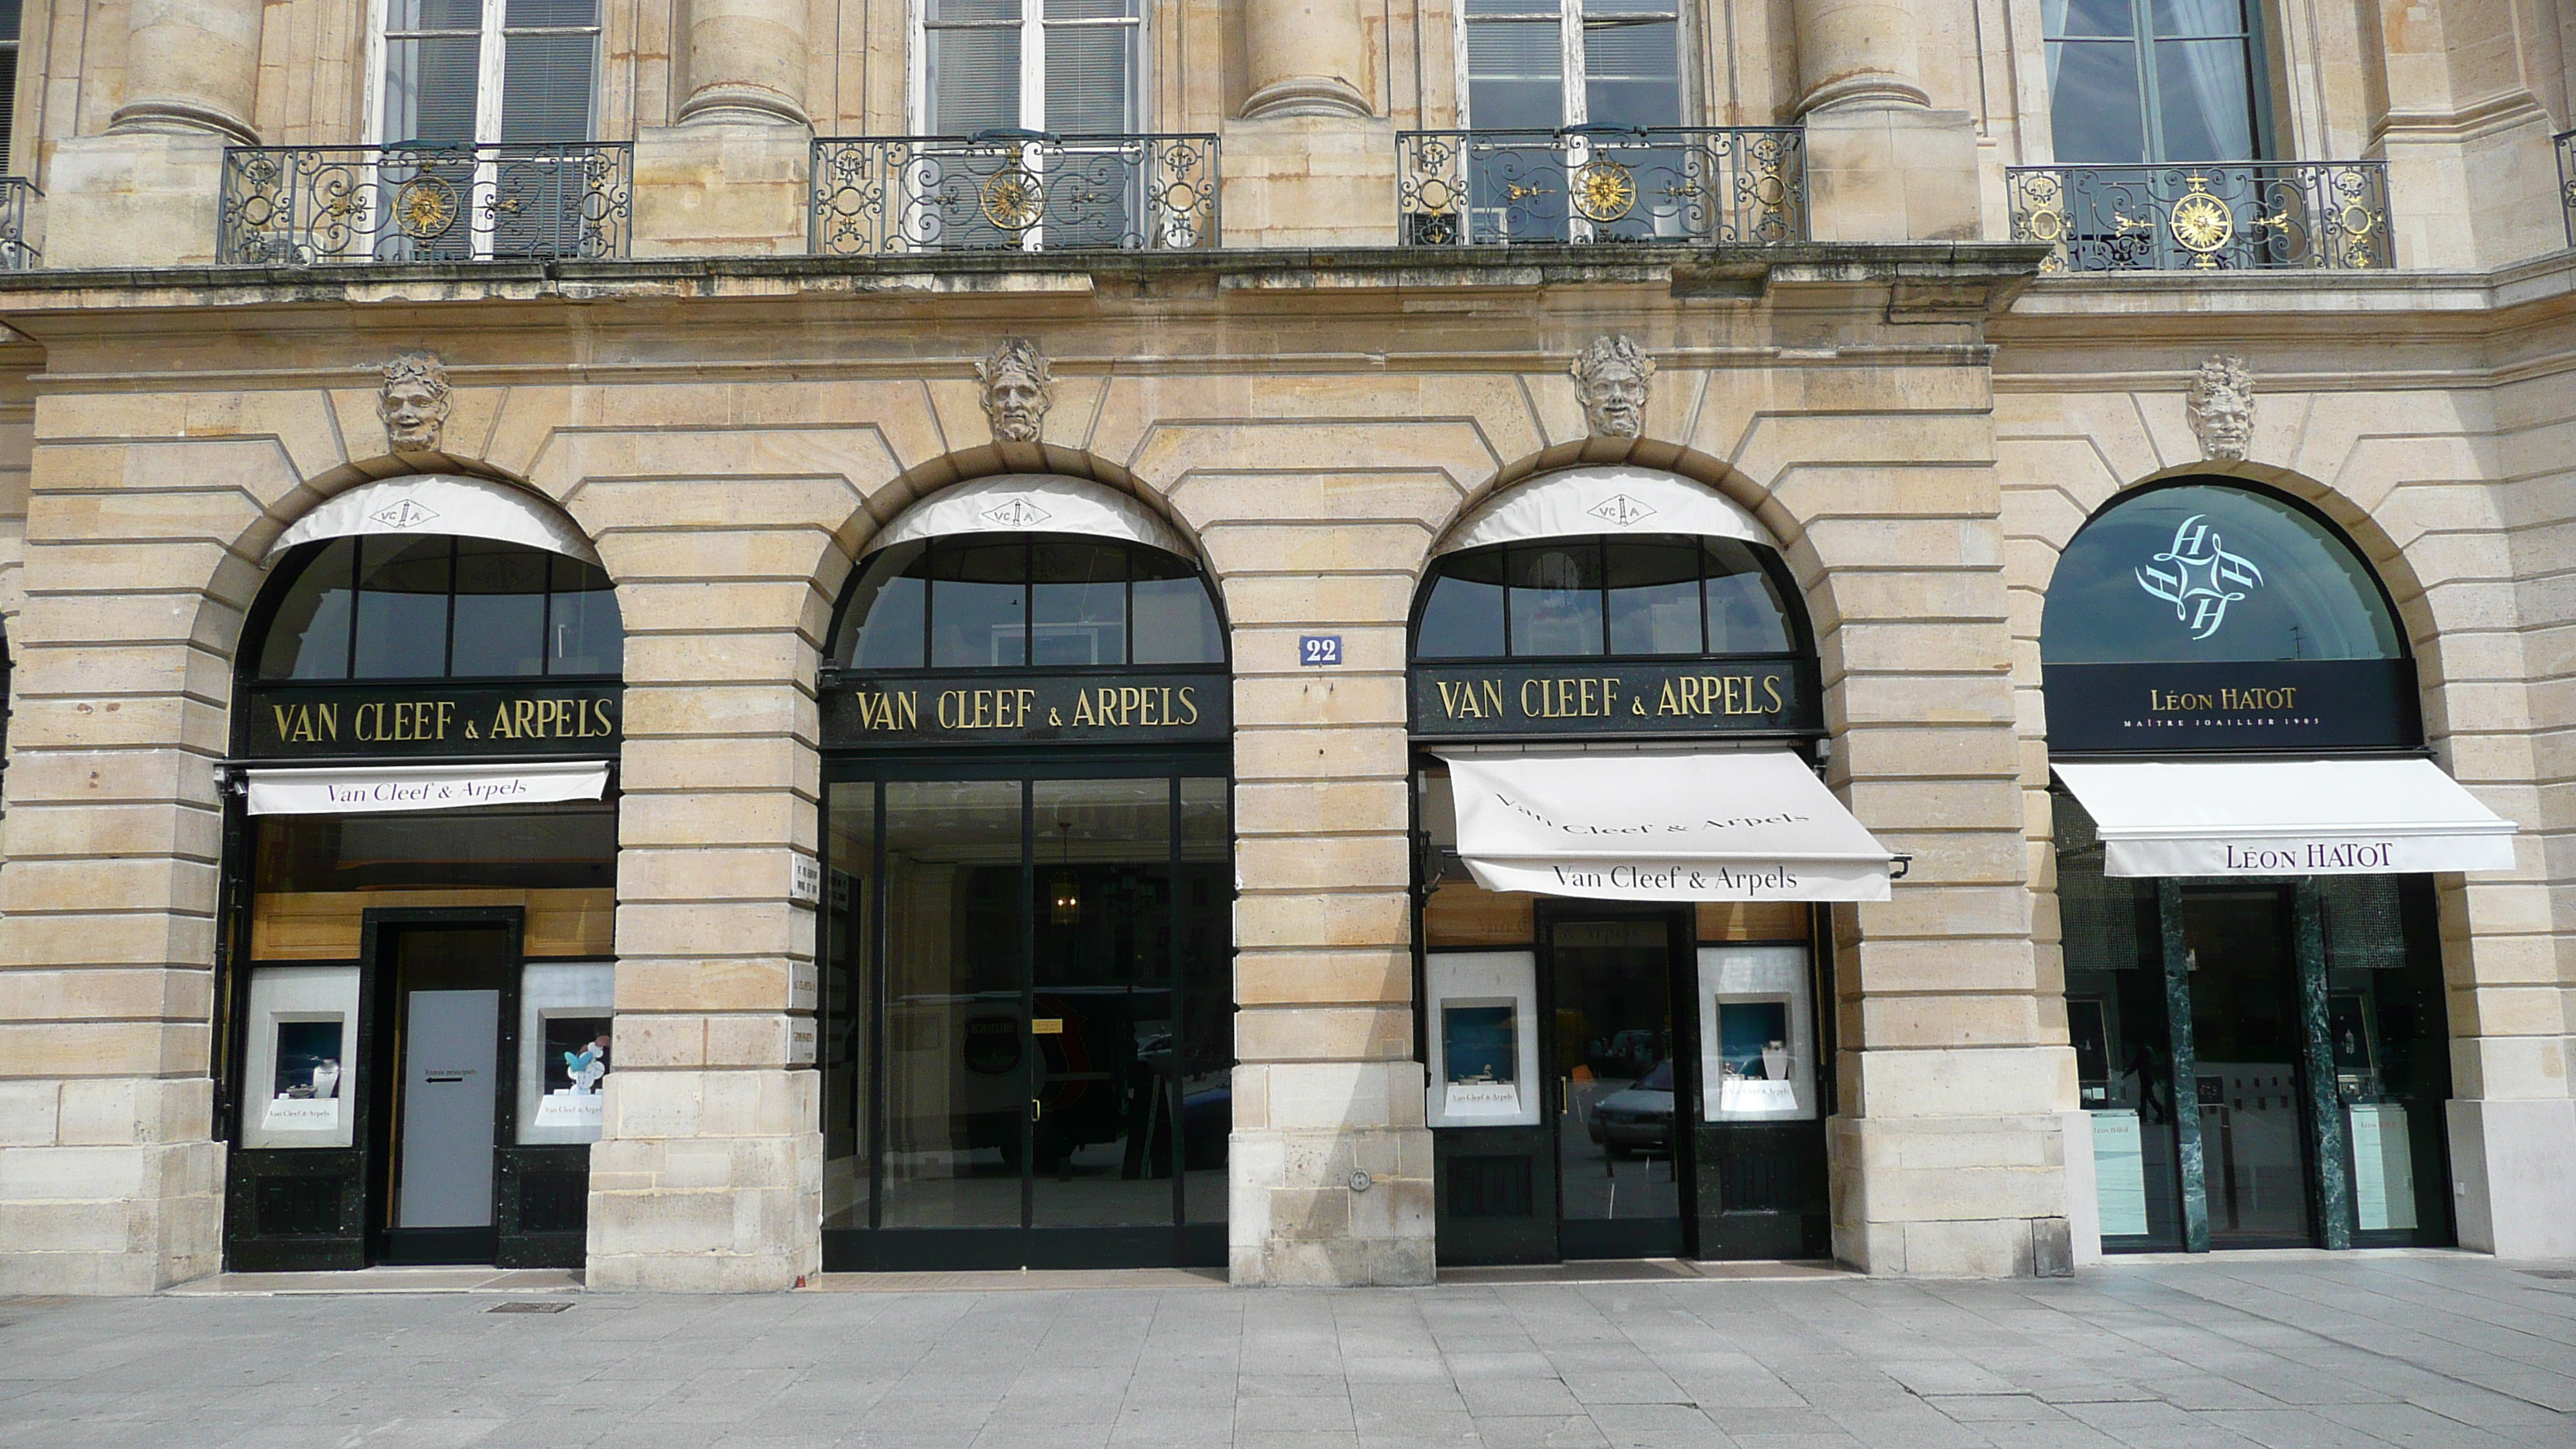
[
  {"x1": 1043, "y1": 24, "x2": 1132, "y2": 135},
  {"x1": 927, "y1": 27, "x2": 1023, "y2": 134},
  {"x1": 500, "y1": 32, "x2": 598, "y2": 143}
]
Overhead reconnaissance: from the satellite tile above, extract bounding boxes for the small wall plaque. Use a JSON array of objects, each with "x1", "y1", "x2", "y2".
[{"x1": 1300, "y1": 635, "x2": 1343, "y2": 666}]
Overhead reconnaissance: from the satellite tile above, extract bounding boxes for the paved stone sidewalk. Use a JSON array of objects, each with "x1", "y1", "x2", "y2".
[{"x1": 3, "y1": 1252, "x2": 2572, "y2": 1447}]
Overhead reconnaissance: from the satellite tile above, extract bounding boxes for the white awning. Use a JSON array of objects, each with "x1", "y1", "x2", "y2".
[
  {"x1": 870, "y1": 474, "x2": 1193, "y2": 559},
  {"x1": 1437, "y1": 749, "x2": 1896, "y2": 902},
  {"x1": 267, "y1": 474, "x2": 602, "y2": 567},
  {"x1": 2055, "y1": 759, "x2": 2517, "y2": 877},
  {"x1": 1438, "y1": 466, "x2": 1773, "y2": 555},
  {"x1": 245, "y1": 761, "x2": 610, "y2": 816}
]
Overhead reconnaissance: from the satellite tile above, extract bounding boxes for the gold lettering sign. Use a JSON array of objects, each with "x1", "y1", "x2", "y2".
[
  {"x1": 2150, "y1": 685, "x2": 2299, "y2": 712},
  {"x1": 1435, "y1": 672, "x2": 1787, "y2": 724}
]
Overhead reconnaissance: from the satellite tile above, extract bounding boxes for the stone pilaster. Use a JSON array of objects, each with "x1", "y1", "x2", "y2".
[
  {"x1": 631, "y1": 0, "x2": 813, "y2": 256},
  {"x1": 2366, "y1": 0, "x2": 2563, "y2": 269},
  {"x1": 1220, "y1": 599, "x2": 1433, "y2": 1286},
  {"x1": 581, "y1": 500, "x2": 830, "y2": 1292},
  {"x1": 46, "y1": 0, "x2": 264, "y2": 269},
  {"x1": 1737, "y1": 346, "x2": 2073, "y2": 1276},
  {"x1": 0, "y1": 395, "x2": 286, "y2": 1292},
  {"x1": 1791, "y1": 0, "x2": 1978, "y2": 242}
]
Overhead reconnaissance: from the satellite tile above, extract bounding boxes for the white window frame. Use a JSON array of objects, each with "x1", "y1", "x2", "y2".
[
  {"x1": 906, "y1": 0, "x2": 1147, "y2": 136},
  {"x1": 1454, "y1": 1, "x2": 1687, "y2": 131},
  {"x1": 361, "y1": 0, "x2": 603, "y2": 150}
]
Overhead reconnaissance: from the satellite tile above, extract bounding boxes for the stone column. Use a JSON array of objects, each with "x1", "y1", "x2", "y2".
[
  {"x1": 47, "y1": 0, "x2": 265, "y2": 266},
  {"x1": 1222, "y1": 0, "x2": 1397, "y2": 246},
  {"x1": 1789, "y1": 0, "x2": 1978, "y2": 242},
  {"x1": 632, "y1": 0, "x2": 814, "y2": 256},
  {"x1": 1242, "y1": 0, "x2": 1372, "y2": 120}
]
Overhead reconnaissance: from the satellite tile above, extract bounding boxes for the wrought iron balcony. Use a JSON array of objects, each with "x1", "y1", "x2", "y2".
[
  {"x1": 1396, "y1": 125, "x2": 1805, "y2": 247},
  {"x1": 218, "y1": 142, "x2": 633, "y2": 265},
  {"x1": 0, "y1": 177, "x2": 39, "y2": 269},
  {"x1": 2007, "y1": 162, "x2": 2390, "y2": 272},
  {"x1": 810, "y1": 131, "x2": 1219, "y2": 255},
  {"x1": 2557, "y1": 129, "x2": 2576, "y2": 248}
]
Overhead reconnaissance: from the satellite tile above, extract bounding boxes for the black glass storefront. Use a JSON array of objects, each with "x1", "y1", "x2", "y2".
[
  {"x1": 2046, "y1": 478, "x2": 2457, "y2": 1252},
  {"x1": 2057, "y1": 796, "x2": 2454, "y2": 1249},
  {"x1": 817, "y1": 526, "x2": 1235, "y2": 1270}
]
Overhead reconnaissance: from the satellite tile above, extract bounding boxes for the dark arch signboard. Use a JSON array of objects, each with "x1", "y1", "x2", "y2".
[{"x1": 2042, "y1": 480, "x2": 2418, "y2": 755}]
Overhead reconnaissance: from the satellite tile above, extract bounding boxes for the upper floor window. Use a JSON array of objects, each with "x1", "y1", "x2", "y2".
[
  {"x1": 2043, "y1": 0, "x2": 2263, "y2": 163},
  {"x1": 256, "y1": 535, "x2": 624, "y2": 681},
  {"x1": 1413, "y1": 537, "x2": 1799, "y2": 660},
  {"x1": 1461, "y1": 1, "x2": 1681, "y2": 130},
  {"x1": 0, "y1": 0, "x2": 21, "y2": 170},
  {"x1": 378, "y1": 0, "x2": 601, "y2": 147},
  {"x1": 920, "y1": 0, "x2": 1141, "y2": 135}
]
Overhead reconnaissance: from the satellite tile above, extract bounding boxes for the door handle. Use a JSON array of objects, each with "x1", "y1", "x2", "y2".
[
  {"x1": 1032, "y1": 1097, "x2": 1043, "y2": 1122},
  {"x1": 1560, "y1": 1077, "x2": 1571, "y2": 1117}
]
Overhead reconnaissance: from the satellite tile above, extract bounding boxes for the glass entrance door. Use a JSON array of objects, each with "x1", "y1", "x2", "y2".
[
  {"x1": 1550, "y1": 916, "x2": 1690, "y2": 1259},
  {"x1": 371, "y1": 923, "x2": 516, "y2": 1266},
  {"x1": 824, "y1": 764, "x2": 1231, "y2": 1270},
  {"x1": 2178, "y1": 889, "x2": 2314, "y2": 1245}
]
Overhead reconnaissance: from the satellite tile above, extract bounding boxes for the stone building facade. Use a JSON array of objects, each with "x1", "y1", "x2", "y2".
[{"x1": 0, "y1": 0, "x2": 2568, "y2": 1293}]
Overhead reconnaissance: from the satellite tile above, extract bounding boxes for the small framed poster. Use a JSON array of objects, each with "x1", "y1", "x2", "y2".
[
  {"x1": 1425, "y1": 951, "x2": 1540, "y2": 1128},
  {"x1": 1697, "y1": 944, "x2": 1815, "y2": 1122},
  {"x1": 518, "y1": 961, "x2": 615, "y2": 1145},
  {"x1": 242, "y1": 964, "x2": 361, "y2": 1149}
]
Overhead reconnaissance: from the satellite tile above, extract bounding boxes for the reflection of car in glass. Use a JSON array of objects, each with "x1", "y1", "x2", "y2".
[{"x1": 1585, "y1": 1059, "x2": 1674, "y2": 1156}]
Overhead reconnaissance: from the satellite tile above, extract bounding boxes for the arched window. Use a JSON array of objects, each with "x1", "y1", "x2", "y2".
[
  {"x1": 833, "y1": 534, "x2": 1225, "y2": 669},
  {"x1": 255, "y1": 535, "x2": 624, "y2": 682},
  {"x1": 1413, "y1": 536, "x2": 1800, "y2": 660},
  {"x1": 2043, "y1": 481, "x2": 2402, "y2": 665}
]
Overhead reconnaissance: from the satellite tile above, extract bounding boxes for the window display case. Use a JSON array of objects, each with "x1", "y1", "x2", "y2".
[
  {"x1": 242, "y1": 964, "x2": 361, "y2": 1149},
  {"x1": 1425, "y1": 951, "x2": 1540, "y2": 1128},
  {"x1": 1697, "y1": 945, "x2": 1814, "y2": 1122},
  {"x1": 516, "y1": 961, "x2": 614, "y2": 1145}
]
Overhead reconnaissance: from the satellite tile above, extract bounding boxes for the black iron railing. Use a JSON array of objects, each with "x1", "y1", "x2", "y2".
[
  {"x1": 0, "y1": 177, "x2": 38, "y2": 269},
  {"x1": 810, "y1": 131, "x2": 1220, "y2": 255},
  {"x1": 218, "y1": 142, "x2": 633, "y2": 265},
  {"x1": 1396, "y1": 125, "x2": 1805, "y2": 246},
  {"x1": 2007, "y1": 162, "x2": 2391, "y2": 272},
  {"x1": 2557, "y1": 129, "x2": 2576, "y2": 248}
]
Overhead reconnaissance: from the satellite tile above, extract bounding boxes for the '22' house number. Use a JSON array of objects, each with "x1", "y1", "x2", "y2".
[{"x1": 1300, "y1": 635, "x2": 1343, "y2": 667}]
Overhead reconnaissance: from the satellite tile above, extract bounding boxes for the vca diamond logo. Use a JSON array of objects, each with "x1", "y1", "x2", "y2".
[
  {"x1": 368, "y1": 498, "x2": 440, "y2": 530},
  {"x1": 2136, "y1": 514, "x2": 2263, "y2": 641},
  {"x1": 1588, "y1": 494, "x2": 1656, "y2": 528},
  {"x1": 980, "y1": 497, "x2": 1052, "y2": 529}
]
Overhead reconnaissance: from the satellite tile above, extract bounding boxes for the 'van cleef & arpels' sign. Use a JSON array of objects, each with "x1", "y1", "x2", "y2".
[
  {"x1": 1410, "y1": 660, "x2": 1820, "y2": 741},
  {"x1": 242, "y1": 682, "x2": 622, "y2": 760},
  {"x1": 824, "y1": 667, "x2": 1231, "y2": 747},
  {"x1": 2043, "y1": 659, "x2": 2420, "y2": 754}
]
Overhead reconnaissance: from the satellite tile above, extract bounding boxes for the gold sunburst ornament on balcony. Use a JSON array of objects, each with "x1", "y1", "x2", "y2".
[
  {"x1": 392, "y1": 176, "x2": 460, "y2": 240},
  {"x1": 1571, "y1": 159, "x2": 1638, "y2": 223},
  {"x1": 980, "y1": 166, "x2": 1045, "y2": 231},
  {"x1": 2167, "y1": 175, "x2": 2235, "y2": 268}
]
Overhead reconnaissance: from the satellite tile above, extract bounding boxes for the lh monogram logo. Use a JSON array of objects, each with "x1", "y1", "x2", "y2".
[{"x1": 2136, "y1": 515, "x2": 2263, "y2": 640}]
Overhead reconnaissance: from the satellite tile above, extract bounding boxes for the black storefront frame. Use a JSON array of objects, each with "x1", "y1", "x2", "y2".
[
  {"x1": 214, "y1": 534, "x2": 624, "y2": 1274},
  {"x1": 817, "y1": 745, "x2": 1234, "y2": 1272},
  {"x1": 1406, "y1": 522, "x2": 1841, "y2": 1265},
  {"x1": 2047, "y1": 477, "x2": 2456, "y2": 1254}
]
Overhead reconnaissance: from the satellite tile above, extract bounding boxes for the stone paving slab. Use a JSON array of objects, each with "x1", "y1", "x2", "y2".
[{"x1": 1, "y1": 1252, "x2": 2571, "y2": 1447}]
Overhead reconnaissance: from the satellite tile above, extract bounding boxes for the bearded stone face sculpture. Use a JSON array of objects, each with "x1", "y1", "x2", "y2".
[
  {"x1": 1571, "y1": 334, "x2": 1655, "y2": 440},
  {"x1": 977, "y1": 338, "x2": 1055, "y2": 444},
  {"x1": 2187, "y1": 355, "x2": 2254, "y2": 461},
  {"x1": 380, "y1": 352, "x2": 451, "y2": 453}
]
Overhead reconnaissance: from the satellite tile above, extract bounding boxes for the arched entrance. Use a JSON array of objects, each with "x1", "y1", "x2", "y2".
[
  {"x1": 2043, "y1": 478, "x2": 2513, "y2": 1252},
  {"x1": 1408, "y1": 466, "x2": 1896, "y2": 1266},
  {"x1": 817, "y1": 475, "x2": 1235, "y2": 1271},
  {"x1": 218, "y1": 474, "x2": 624, "y2": 1272}
]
